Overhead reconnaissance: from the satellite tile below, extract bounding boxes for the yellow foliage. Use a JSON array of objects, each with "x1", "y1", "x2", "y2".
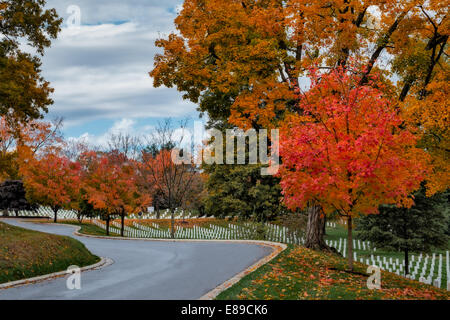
[
  {"x1": 0, "y1": 3, "x2": 6, "y2": 21},
  {"x1": 402, "y1": 70, "x2": 450, "y2": 194}
]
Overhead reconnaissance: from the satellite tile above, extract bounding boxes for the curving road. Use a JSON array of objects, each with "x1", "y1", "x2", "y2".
[{"x1": 0, "y1": 219, "x2": 273, "y2": 300}]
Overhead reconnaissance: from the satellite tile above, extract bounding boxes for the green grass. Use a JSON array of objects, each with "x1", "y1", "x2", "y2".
[
  {"x1": 59, "y1": 220, "x2": 120, "y2": 237},
  {"x1": 0, "y1": 222, "x2": 100, "y2": 284},
  {"x1": 216, "y1": 245, "x2": 450, "y2": 300},
  {"x1": 326, "y1": 223, "x2": 450, "y2": 255},
  {"x1": 65, "y1": 218, "x2": 277, "y2": 240},
  {"x1": 325, "y1": 224, "x2": 449, "y2": 289}
]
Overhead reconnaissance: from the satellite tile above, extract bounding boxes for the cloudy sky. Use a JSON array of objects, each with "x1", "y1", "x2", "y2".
[{"x1": 40, "y1": 0, "x2": 200, "y2": 146}]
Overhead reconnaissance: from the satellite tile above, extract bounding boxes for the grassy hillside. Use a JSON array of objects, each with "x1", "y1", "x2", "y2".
[
  {"x1": 59, "y1": 221, "x2": 119, "y2": 237},
  {"x1": 0, "y1": 222, "x2": 100, "y2": 284},
  {"x1": 325, "y1": 223, "x2": 449, "y2": 289},
  {"x1": 216, "y1": 245, "x2": 450, "y2": 300}
]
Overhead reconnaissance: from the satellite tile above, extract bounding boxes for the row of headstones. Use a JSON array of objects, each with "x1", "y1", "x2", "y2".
[
  {"x1": 105, "y1": 220, "x2": 256, "y2": 240},
  {"x1": 9, "y1": 207, "x2": 205, "y2": 221},
  {"x1": 325, "y1": 238, "x2": 374, "y2": 253},
  {"x1": 265, "y1": 223, "x2": 304, "y2": 245},
  {"x1": 178, "y1": 224, "x2": 232, "y2": 239},
  {"x1": 92, "y1": 219, "x2": 121, "y2": 235},
  {"x1": 117, "y1": 221, "x2": 251, "y2": 240},
  {"x1": 129, "y1": 209, "x2": 207, "y2": 220},
  {"x1": 362, "y1": 251, "x2": 449, "y2": 285},
  {"x1": 327, "y1": 238, "x2": 449, "y2": 290},
  {"x1": 405, "y1": 274, "x2": 449, "y2": 290},
  {"x1": 330, "y1": 237, "x2": 448, "y2": 279},
  {"x1": 177, "y1": 223, "x2": 260, "y2": 240},
  {"x1": 110, "y1": 221, "x2": 170, "y2": 238},
  {"x1": 98, "y1": 219, "x2": 304, "y2": 245},
  {"x1": 326, "y1": 222, "x2": 337, "y2": 228},
  {"x1": 174, "y1": 222, "x2": 305, "y2": 244},
  {"x1": 408, "y1": 252, "x2": 449, "y2": 285},
  {"x1": 12, "y1": 207, "x2": 80, "y2": 219}
]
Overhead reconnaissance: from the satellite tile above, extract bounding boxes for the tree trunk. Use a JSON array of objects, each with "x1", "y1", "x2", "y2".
[
  {"x1": 170, "y1": 209, "x2": 175, "y2": 239},
  {"x1": 347, "y1": 216, "x2": 353, "y2": 271},
  {"x1": 53, "y1": 207, "x2": 59, "y2": 223},
  {"x1": 404, "y1": 248, "x2": 409, "y2": 276},
  {"x1": 120, "y1": 210, "x2": 125, "y2": 237},
  {"x1": 155, "y1": 200, "x2": 160, "y2": 219},
  {"x1": 305, "y1": 205, "x2": 330, "y2": 251},
  {"x1": 106, "y1": 216, "x2": 110, "y2": 236}
]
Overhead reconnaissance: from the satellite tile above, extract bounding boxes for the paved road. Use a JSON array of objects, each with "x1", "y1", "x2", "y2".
[{"x1": 0, "y1": 219, "x2": 272, "y2": 300}]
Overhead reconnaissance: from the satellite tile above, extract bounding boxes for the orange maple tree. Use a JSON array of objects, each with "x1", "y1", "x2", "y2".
[
  {"x1": 80, "y1": 151, "x2": 150, "y2": 236},
  {"x1": 0, "y1": 118, "x2": 63, "y2": 181},
  {"x1": 401, "y1": 70, "x2": 449, "y2": 195},
  {"x1": 278, "y1": 68, "x2": 430, "y2": 270},
  {"x1": 20, "y1": 152, "x2": 81, "y2": 223},
  {"x1": 151, "y1": 0, "x2": 448, "y2": 249},
  {"x1": 151, "y1": 0, "x2": 447, "y2": 129},
  {"x1": 140, "y1": 148, "x2": 199, "y2": 238}
]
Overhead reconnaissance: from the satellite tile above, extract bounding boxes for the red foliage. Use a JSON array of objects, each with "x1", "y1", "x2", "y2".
[
  {"x1": 80, "y1": 151, "x2": 150, "y2": 217},
  {"x1": 278, "y1": 68, "x2": 430, "y2": 217},
  {"x1": 20, "y1": 152, "x2": 81, "y2": 220}
]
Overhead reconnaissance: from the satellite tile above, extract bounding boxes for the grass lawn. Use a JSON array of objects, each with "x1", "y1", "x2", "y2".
[
  {"x1": 326, "y1": 223, "x2": 449, "y2": 255},
  {"x1": 0, "y1": 222, "x2": 100, "y2": 284},
  {"x1": 59, "y1": 220, "x2": 120, "y2": 237},
  {"x1": 216, "y1": 245, "x2": 450, "y2": 300},
  {"x1": 65, "y1": 218, "x2": 264, "y2": 237},
  {"x1": 325, "y1": 224, "x2": 449, "y2": 287}
]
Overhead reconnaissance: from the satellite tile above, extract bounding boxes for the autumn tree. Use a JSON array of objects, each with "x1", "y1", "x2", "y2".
[
  {"x1": 150, "y1": 0, "x2": 448, "y2": 250},
  {"x1": 0, "y1": 117, "x2": 16, "y2": 181},
  {"x1": 389, "y1": 2, "x2": 449, "y2": 195},
  {"x1": 1, "y1": 117, "x2": 67, "y2": 222},
  {"x1": 62, "y1": 137, "x2": 91, "y2": 162},
  {"x1": 76, "y1": 191, "x2": 107, "y2": 224},
  {"x1": 0, "y1": 0, "x2": 62, "y2": 124},
  {"x1": 107, "y1": 132, "x2": 142, "y2": 160},
  {"x1": 81, "y1": 151, "x2": 150, "y2": 237},
  {"x1": 140, "y1": 120, "x2": 200, "y2": 238},
  {"x1": 0, "y1": 117, "x2": 63, "y2": 181},
  {"x1": 151, "y1": 0, "x2": 448, "y2": 128},
  {"x1": 184, "y1": 171, "x2": 207, "y2": 216},
  {"x1": 17, "y1": 118, "x2": 64, "y2": 155},
  {"x1": 401, "y1": 70, "x2": 449, "y2": 196},
  {"x1": 141, "y1": 150, "x2": 199, "y2": 238},
  {"x1": 20, "y1": 153, "x2": 81, "y2": 223},
  {"x1": 278, "y1": 68, "x2": 429, "y2": 270}
]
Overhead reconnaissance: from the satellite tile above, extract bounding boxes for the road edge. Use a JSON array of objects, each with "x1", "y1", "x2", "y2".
[
  {"x1": 0, "y1": 256, "x2": 114, "y2": 290},
  {"x1": 70, "y1": 227, "x2": 288, "y2": 300},
  {"x1": 199, "y1": 241, "x2": 287, "y2": 300},
  {"x1": 1, "y1": 219, "x2": 288, "y2": 299}
]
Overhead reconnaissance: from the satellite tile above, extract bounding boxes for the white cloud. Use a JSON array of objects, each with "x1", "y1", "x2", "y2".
[
  {"x1": 39, "y1": 1, "x2": 197, "y2": 135},
  {"x1": 58, "y1": 22, "x2": 142, "y2": 47},
  {"x1": 110, "y1": 118, "x2": 136, "y2": 134},
  {"x1": 70, "y1": 118, "x2": 145, "y2": 147}
]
